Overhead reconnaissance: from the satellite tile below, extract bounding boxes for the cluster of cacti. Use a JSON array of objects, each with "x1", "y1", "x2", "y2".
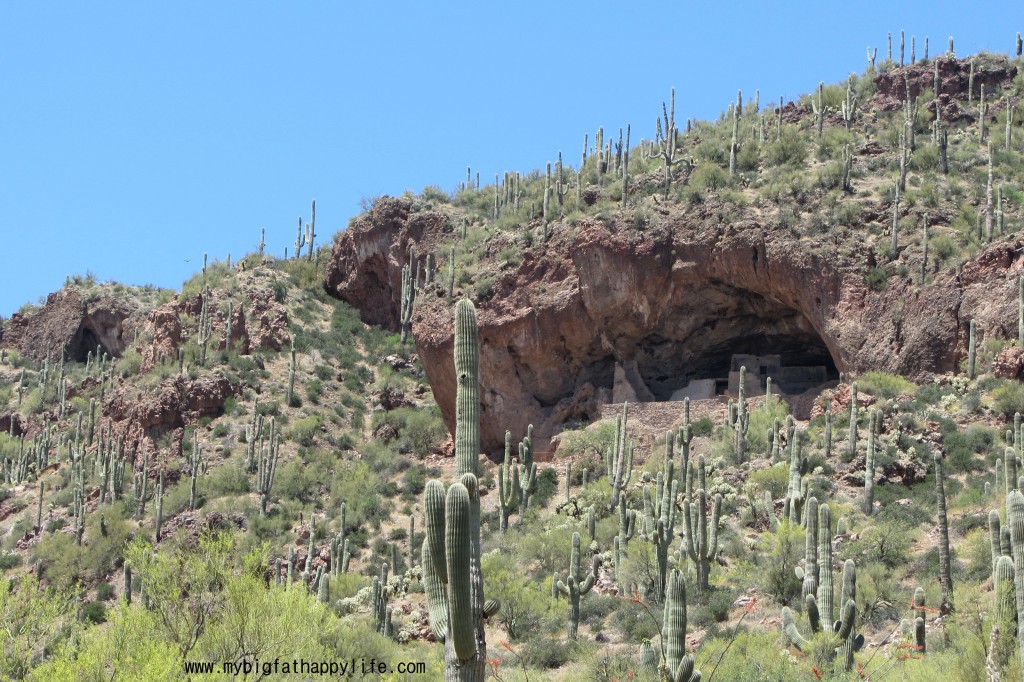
[
  {"x1": 554, "y1": 532, "x2": 600, "y2": 639},
  {"x1": 992, "y1": 489, "x2": 1024, "y2": 671},
  {"x1": 421, "y1": 299, "x2": 490, "y2": 680},
  {"x1": 783, "y1": 556, "x2": 862, "y2": 672},
  {"x1": 606, "y1": 402, "x2": 634, "y2": 510},
  {"x1": 683, "y1": 454, "x2": 722, "y2": 596},
  {"x1": 372, "y1": 563, "x2": 395, "y2": 636},
  {"x1": 292, "y1": 200, "x2": 317, "y2": 261}
]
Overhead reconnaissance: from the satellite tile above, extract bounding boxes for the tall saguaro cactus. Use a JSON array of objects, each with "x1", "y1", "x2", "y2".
[
  {"x1": 935, "y1": 452, "x2": 953, "y2": 613},
  {"x1": 1007, "y1": 490, "x2": 1024, "y2": 672},
  {"x1": 684, "y1": 456, "x2": 722, "y2": 596},
  {"x1": 659, "y1": 569, "x2": 701, "y2": 681},
  {"x1": 554, "y1": 532, "x2": 599, "y2": 639},
  {"x1": 607, "y1": 402, "x2": 634, "y2": 510},
  {"x1": 422, "y1": 299, "x2": 489, "y2": 681}
]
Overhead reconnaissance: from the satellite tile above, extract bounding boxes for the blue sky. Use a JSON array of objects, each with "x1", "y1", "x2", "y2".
[{"x1": 0, "y1": 2, "x2": 1019, "y2": 316}]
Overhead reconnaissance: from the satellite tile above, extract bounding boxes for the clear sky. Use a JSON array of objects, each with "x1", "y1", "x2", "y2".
[{"x1": 1, "y1": 2, "x2": 1019, "y2": 316}]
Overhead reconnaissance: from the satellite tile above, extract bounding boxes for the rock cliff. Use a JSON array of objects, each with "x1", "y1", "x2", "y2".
[{"x1": 326, "y1": 196, "x2": 1023, "y2": 455}]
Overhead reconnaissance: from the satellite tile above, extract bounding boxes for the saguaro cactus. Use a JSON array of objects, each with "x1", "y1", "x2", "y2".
[
  {"x1": 496, "y1": 431, "x2": 520, "y2": 532},
  {"x1": 968, "y1": 320, "x2": 977, "y2": 379},
  {"x1": 1007, "y1": 490, "x2": 1024, "y2": 672},
  {"x1": 935, "y1": 452, "x2": 953, "y2": 612},
  {"x1": 606, "y1": 402, "x2": 634, "y2": 510},
  {"x1": 683, "y1": 456, "x2": 722, "y2": 596},
  {"x1": 660, "y1": 568, "x2": 701, "y2": 681},
  {"x1": 422, "y1": 299, "x2": 488, "y2": 681},
  {"x1": 554, "y1": 532, "x2": 599, "y2": 639},
  {"x1": 864, "y1": 409, "x2": 878, "y2": 515},
  {"x1": 782, "y1": 559, "x2": 862, "y2": 672}
]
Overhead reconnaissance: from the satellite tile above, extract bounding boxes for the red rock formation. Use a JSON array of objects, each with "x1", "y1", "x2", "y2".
[
  {"x1": 326, "y1": 193, "x2": 1023, "y2": 455},
  {"x1": 1, "y1": 288, "x2": 140, "y2": 362}
]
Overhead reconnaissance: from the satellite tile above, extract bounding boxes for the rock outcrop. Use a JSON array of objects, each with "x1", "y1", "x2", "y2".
[
  {"x1": 325, "y1": 193, "x2": 1024, "y2": 455},
  {"x1": 1, "y1": 288, "x2": 140, "y2": 362}
]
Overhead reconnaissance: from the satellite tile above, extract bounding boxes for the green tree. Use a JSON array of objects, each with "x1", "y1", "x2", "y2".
[{"x1": 0, "y1": 574, "x2": 77, "y2": 679}]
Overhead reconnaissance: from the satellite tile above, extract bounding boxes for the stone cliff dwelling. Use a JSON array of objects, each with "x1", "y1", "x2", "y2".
[{"x1": 612, "y1": 348, "x2": 836, "y2": 404}]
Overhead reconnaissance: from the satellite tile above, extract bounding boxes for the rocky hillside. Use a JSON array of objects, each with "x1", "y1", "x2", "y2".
[{"x1": 1, "y1": 38, "x2": 1024, "y2": 682}]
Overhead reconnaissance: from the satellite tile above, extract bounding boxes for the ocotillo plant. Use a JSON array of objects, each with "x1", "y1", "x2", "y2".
[
  {"x1": 935, "y1": 452, "x2": 953, "y2": 612},
  {"x1": 683, "y1": 456, "x2": 722, "y2": 597},
  {"x1": 606, "y1": 402, "x2": 634, "y2": 510},
  {"x1": 421, "y1": 299, "x2": 489, "y2": 681},
  {"x1": 554, "y1": 532, "x2": 599, "y2": 640}
]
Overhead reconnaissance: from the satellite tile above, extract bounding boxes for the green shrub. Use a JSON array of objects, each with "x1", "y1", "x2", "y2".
[
  {"x1": 755, "y1": 519, "x2": 804, "y2": 605},
  {"x1": 691, "y1": 416, "x2": 714, "y2": 437},
  {"x1": 765, "y1": 127, "x2": 807, "y2": 167},
  {"x1": 521, "y1": 637, "x2": 575, "y2": 669},
  {"x1": 993, "y1": 380, "x2": 1024, "y2": 417},
  {"x1": 82, "y1": 600, "x2": 107, "y2": 624},
  {"x1": 858, "y1": 371, "x2": 916, "y2": 399},
  {"x1": 96, "y1": 581, "x2": 115, "y2": 601},
  {"x1": 746, "y1": 464, "x2": 789, "y2": 500}
]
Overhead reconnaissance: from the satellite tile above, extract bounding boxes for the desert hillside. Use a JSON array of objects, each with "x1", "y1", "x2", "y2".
[{"x1": 3, "y1": 35, "x2": 1024, "y2": 682}]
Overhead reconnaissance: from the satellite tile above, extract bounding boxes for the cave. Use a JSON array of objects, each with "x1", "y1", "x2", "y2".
[
  {"x1": 67, "y1": 324, "x2": 115, "y2": 363},
  {"x1": 602, "y1": 286, "x2": 840, "y2": 402}
]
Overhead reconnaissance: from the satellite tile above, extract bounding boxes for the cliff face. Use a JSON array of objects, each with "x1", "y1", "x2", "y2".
[{"x1": 326, "y1": 198, "x2": 1021, "y2": 456}]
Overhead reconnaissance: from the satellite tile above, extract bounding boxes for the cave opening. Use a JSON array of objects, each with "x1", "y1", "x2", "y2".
[
  {"x1": 614, "y1": 289, "x2": 840, "y2": 401},
  {"x1": 68, "y1": 326, "x2": 112, "y2": 363}
]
